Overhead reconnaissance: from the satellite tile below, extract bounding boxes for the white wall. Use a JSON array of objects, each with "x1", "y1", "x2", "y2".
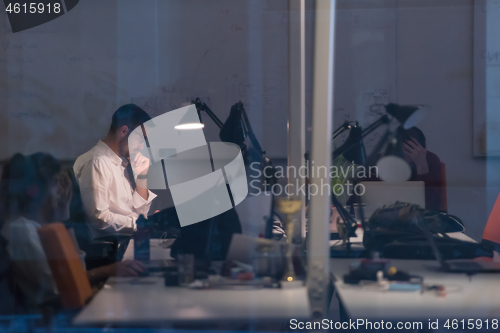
[{"x1": 0, "y1": 0, "x2": 289, "y2": 160}]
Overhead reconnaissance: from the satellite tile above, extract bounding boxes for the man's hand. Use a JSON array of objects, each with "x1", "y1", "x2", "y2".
[
  {"x1": 403, "y1": 138, "x2": 429, "y2": 175},
  {"x1": 130, "y1": 152, "x2": 150, "y2": 176},
  {"x1": 112, "y1": 260, "x2": 146, "y2": 277},
  {"x1": 129, "y1": 152, "x2": 150, "y2": 200}
]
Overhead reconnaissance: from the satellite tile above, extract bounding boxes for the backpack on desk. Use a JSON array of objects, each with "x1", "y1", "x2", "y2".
[{"x1": 363, "y1": 202, "x2": 493, "y2": 260}]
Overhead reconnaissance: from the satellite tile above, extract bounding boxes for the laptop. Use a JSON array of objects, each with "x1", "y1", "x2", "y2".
[
  {"x1": 439, "y1": 249, "x2": 500, "y2": 273},
  {"x1": 422, "y1": 228, "x2": 500, "y2": 273},
  {"x1": 360, "y1": 181, "x2": 426, "y2": 218},
  {"x1": 234, "y1": 192, "x2": 273, "y2": 237}
]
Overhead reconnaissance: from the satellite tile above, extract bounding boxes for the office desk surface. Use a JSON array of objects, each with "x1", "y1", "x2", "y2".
[
  {"x1": 332, "y1": 229, "x2": 476, "y2": 246},
  {"x1": 73, "y1": 277, "x2": 310, "y2": 326},
  {"x1": 76, "y1": 240, "x2": 309, "y2": 326},
  {"x1": 330, "y1": 231, "x2": 500, "y2": 320},
  {"x1": 330, "y1": 230, "x2": 499, "y2": 320}
]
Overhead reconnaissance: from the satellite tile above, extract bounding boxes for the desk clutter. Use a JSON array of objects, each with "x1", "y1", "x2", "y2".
[
  {"x1": 343, "y1": 259, "x2": 446, "y2": 296},
  {"x1": 131, "y1": 232, "x2": 306, "y2": 291},
  {"x1": 161, "y1": 256, "x2": 303, "y2": 290},
  {"x1": 332, "y1": 201, "x2": 494, "y2": 261},
  {"x1": 130, "y1": 196, "x2": 307, "y2": 292},
  {"x1": 164, "y1": 263, "x2": 279, "y2": 290}
]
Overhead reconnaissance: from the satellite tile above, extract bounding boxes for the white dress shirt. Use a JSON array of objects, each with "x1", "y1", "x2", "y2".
[
  {"x1": 1, "y1": 216, "x2": 58, "y2": 306},
  {"x1": 74, "y1": 140, "x2": 156, "y2": 239}
]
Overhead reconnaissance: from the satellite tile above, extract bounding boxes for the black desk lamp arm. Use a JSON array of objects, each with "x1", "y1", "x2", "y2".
[
  {"x1": 192, "y1": 97, "x2": 224, "y2": 129},
  {"x1": 201, "y1": 103, "x2": 224, "y2": 129},
  {"x1": 330, "y1": 115, "x2": 391, "y2": 239},
  {"x1": 361, "y1": 115, "x2": 390, "y2": 137},
  {"x1": 332, "y1": 121, "x2": 353, "y2": 140},
  {"x1": 332, "y1": 115, "x2": 390, "y2": 160},
  {"x1": 331, "y1": 193, "x2": 358, "y2": 238}
]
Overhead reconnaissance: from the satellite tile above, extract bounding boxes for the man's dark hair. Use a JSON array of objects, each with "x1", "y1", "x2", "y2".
[
  {"x1": 402, "y1": 126, "x2": 426, "y2": 148},
  {"x1": 109, "y1": 104, "x2": 151, "y2": 134}
]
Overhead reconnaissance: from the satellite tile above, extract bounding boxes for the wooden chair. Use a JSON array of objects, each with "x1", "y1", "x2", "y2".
[
  {"x1": 440, "y1": 162, "x2": 448, "y2": 212},
  {"x1": 37, "y1": 223, "x2": 92, "y2": 308},
  {"x1": 483, "y1": 193, "x2": 500, "y2": 247}
]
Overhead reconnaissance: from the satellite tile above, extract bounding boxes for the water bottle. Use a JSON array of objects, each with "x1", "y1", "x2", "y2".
[{"x1": 134, "y1": 214, "x2": 150, "y2": 263}]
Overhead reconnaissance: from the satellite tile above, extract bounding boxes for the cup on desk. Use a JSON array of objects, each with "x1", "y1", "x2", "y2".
[{"x1": 177, "y1": 254, "x2": 195, "y2": 286}]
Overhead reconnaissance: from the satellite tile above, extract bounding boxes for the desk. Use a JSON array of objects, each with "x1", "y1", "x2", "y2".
[
  {"x1": 73, "y1": 277, "x2": 310, "y2": 326},
  {"x1": 330, "y1": 259, "x2": 500, "y2": 320},
  {"x1": 74, "y1": 239, "x2": 310, "y2": 326},
  {"x1": 330, "y1": 231, "x2": 500, "y2": 320},
  {"x1": 331, "y1": 228, "x2": 476, "y2": 246}
]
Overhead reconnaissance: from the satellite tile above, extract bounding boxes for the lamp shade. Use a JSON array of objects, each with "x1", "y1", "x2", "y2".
[
  {"x1": 219, "y1": 103, "x2": 247, "y2": 145},
  {"x1": 385, "y1": 103, "x2": 426, "y2": 129},
  {"x1": 341, "y1": 126, "x2": 366, "y2": 165}
]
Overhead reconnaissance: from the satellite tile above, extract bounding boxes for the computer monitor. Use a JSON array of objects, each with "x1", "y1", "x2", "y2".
[
  {"x1": 360, "y1": 181, "x2": 425, "y2": 219},
  {"x1": 234, "y1": 192, "x2": 273, "y2": 237}
]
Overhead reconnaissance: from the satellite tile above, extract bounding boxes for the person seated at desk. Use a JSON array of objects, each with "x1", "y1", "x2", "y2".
[
  {"x1": 400, "y1": 126, "x2": 443, "y2": 211},
  {"x1": 73, "y1": 104, "x2": 157, "y2": 241},
  {"x1": 341, "y1": 126, "x2": 444, "y2": 219},
  {"x1": 346, "y1": 126, "x2": 443, "y2": 211},
  {"x1": 0, "y1": 153, "x2": 145, "y2": 310}
]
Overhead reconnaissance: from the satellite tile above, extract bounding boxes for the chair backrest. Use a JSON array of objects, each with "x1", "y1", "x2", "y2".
[
  {"x1": 483, "y1": 193, "x2": 500, "y2": 245},
  {"x1": 63, "y1": 168, "x2": 92, "y2": 250},
  {"x1": 37, "y1": 223, "x2": 92, "y2": 308},
  {"x1": 440, "y1": 162, "x2": 448, "y2": 212}
]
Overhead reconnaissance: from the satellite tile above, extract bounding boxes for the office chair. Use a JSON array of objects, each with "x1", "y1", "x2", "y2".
[
  {"x1": 37, "y1": 223, "x2": 93, "y2": 308},
  {"x1": 63, "y1": 168, "x2": 130, "y2": 269},
  {"x1": 440, "y1": 162, "x2": 448, "y2": 212},
  {"x1": 482, "y1": 193, "x2": 500, "y2": 252}
]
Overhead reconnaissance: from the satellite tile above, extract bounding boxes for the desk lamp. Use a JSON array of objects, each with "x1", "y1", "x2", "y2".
[
  {"x1": 329, "y1": 103, "x2": 426, "y2": 256},
  {"x1": 333, "y1": 104, "x2": 426, "y2": 163},
  {"x1": 172, "y1": 98, "x2": 223, "y2": 130},
  {"x1": 305, "y1": 122, "x2": 370, "y2": 247},
  {"x1": 177, "y1": 98, "x2": 277, "y2": 240},
  {"x1": 172, "y1": 99, "x2": 238, "y2": 264},
  {"x1": 219, "y1": 101, "x2": 265, "y2": 157},
  {"x1": 332, "y1": 120, "x2": 354, "y2": 140},
  {"x1": 330, "y1": 125, "x2": 367, "y2": 254},
  {"x1": 386, "y1": 103, "x2": 426, "y2": 130},
  {"x1": 181, "y1": 98, "x2": 266, "y2": 165},
  {"x1": 192, "y1": 97, "x2": 225, "y2": 129},
  {"x1": 218, "y1": 101, "x2": 278, "y2": 239},
  {"x1": 337, "y1": 123, "x2": 367, "y2": 166}
]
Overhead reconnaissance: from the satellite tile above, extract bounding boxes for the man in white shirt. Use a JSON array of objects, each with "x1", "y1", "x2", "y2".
[{"x1": 74, "y1": 104, "x2": 157, "y2": 240}]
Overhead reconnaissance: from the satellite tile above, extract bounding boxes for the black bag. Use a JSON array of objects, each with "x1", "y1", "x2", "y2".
[{"x1": 363, "y1": 202, "x2": 493, "y2": 260}]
